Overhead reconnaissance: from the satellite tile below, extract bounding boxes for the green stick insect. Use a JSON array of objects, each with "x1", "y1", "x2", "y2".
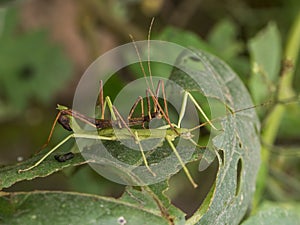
[
  {"x1": 18, "y1": 78, "x2": 217, "y2": 188},
  {"x1": 18, "y1": 19, "x2": 218, "y2": 188}
]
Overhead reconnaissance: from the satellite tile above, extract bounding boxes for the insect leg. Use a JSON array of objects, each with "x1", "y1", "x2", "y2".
[
  {"x1": 146, "y1": 89, "x2": 153, "y2": 120},
  {"x1": 165, "y1": 135, "x2": 198, "y2": 188},
  {"x1": 187, "y1": 91, "x2": 217, "y2": 130},
  {"x1": 134, "y1": 130, "x2": 156, "y2": 177},
  {"x1": 113, "y1": 106, "x2": 156, "y2": 177},
  {"x1": 177, "y1": 91, "x2": 189, "y2": 128},
  {"x1": 148, "y1": 88, "x2": 179, "y2": 134},
  {"x1": 105, "y1": 96, "x2": 117, "y2": 121},
  {"x1": 98, "y1": 80, "x2": 105, "y2": 119},
  {"x1": 128, "y1": 96, "x2": 144, "y2": 120},
  {"x1": 18, "y1": 134, "x2": 75, "y2": 173},
  {"x1": 160, "y1": 80, "x2": 169, "y2": 119},
  {"x1": 39, "y1": 111, "x2": 62, "y2": 152}
]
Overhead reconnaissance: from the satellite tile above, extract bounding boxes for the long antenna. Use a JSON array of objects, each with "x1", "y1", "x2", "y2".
[
  {"x1": 129, "y1": 34, "x2": 151, "y2": 92},
  {"x1": 147, "y1": 17, "x2": 155, "y2": 92},
  {"x1": 234, "y1": 95, "x2": 299, "y2": 113},
  {"x1": 188, "y1": 95, "x2": 300, "y2": 133},
  {"x1": 129, "y1": 17, "x2": 156, "y2": 93}
]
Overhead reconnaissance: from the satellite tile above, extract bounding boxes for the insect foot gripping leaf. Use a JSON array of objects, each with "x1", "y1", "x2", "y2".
[{"x1": 169, "y1": 48, "x2": 261, "y2": 225}]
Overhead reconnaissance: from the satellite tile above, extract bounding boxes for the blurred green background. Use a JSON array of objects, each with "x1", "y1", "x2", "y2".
[{"x1": 0, "y1": 0, "x2": 299, "y2": 217}]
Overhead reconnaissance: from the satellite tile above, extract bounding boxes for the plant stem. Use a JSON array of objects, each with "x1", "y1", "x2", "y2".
[{"x1": 253, "y1": 12, "x2": 300, "y2": 209}]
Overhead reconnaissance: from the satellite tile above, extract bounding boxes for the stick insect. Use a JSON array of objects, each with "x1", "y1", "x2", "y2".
[
  {"x1": 18, "y1": 76, "x2": 215, "y2": 187},
  {"x1": 18, "y1": 18, "x2": 219, "y2": 188}
]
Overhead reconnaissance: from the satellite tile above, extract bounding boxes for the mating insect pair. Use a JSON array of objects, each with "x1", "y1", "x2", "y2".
[
  {"x1": 18, "y1": 73, "x2": 219, "y2": 188},
  {"x1": 18, "y1": 17, "x2": 220, "y2": 188}
]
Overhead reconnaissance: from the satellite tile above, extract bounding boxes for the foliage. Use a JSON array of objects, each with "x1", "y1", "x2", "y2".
[
  {"x1": 0, "y1": 1, "x2": 300, "y2": 225},
  {"x1": 241, "y1": 201, "x2": 300, "y2": 225},
  {"x1": 0, "y1": 8, "x2": 73, "y2": 114},
  {"x1": 1, "y1": 47, "x2": 261, "y2": 224}
]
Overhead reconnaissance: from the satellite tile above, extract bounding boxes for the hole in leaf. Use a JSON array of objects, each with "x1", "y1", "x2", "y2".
[
  {"x1": 19, "y1": 65, "x2": 35, "y2": 81},
  {"x1": 238, "y1": 141, "x2": 242, "y2": 148},
  {"x1": 235, "y1": 158, "x2": 243, "y2": 196},
  {"x1": 167, "y1": 159, "x2": 218, "y2": 218},
  {"x1": 218, "y1": 149, "x2": 224, "y2": 165}
]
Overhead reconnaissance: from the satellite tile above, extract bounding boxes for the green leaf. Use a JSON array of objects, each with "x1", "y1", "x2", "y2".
[
  {"x1": 121, "y1": 184, "x2": 186, "y2": 224},
  {"x1": 0, "y1": 134, "x2": 205, "y2": 191},
  {"x1": 157, "y1": 26, "x2": 212, "y2": 52},
  {"x1": 0, "y1": 40, "x2": 260, "y2": 224},
  {"x1": 248, "y1": 22, "x2": 282, "y2": 104},
  {"x1": 168, "y1": 49, "x2": 260, "y2": 224},
  {"x1": 0, "y1": 7, "x2": 73, "y2": 111},
  {"x1": 207, "y1": 19, "x2": 243, "y2": 60},
  {"x1": 278, "y1": 103, "x2": 300, "y2": 138},
  {"x1": 0, "y1": 191, "x2": 170, "y2": 225},
  {"x1": 157, "y1": 24, "x2": 249, "y2": 82},
  {"x1": 207, "y1": 19, "x2": 249, "y2": 77},
  {"x1": 0, "y1": 145, "x2": 84, "y2": 190},
  {"x1": 241, "y1": 201, "x2": 300, "y2": 225}
]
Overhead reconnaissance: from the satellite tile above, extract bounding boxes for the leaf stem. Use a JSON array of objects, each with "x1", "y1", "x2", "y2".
[{"x1": 253, "y1": 12, "x2": 300, "y2": 209}]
